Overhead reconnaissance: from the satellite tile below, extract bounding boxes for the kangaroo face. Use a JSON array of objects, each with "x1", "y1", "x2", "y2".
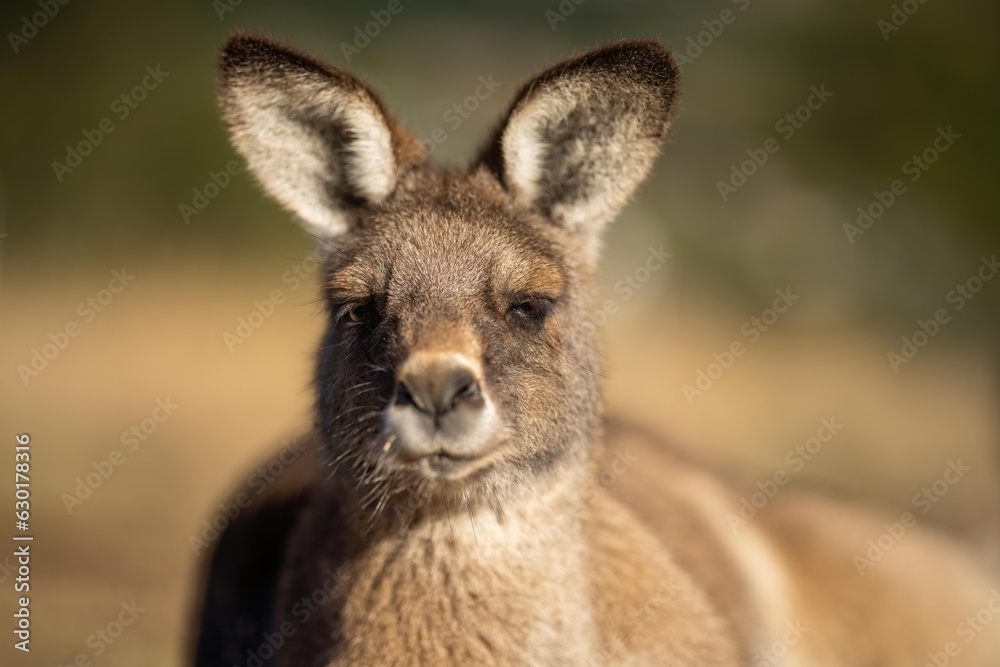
[
  {"x1": 314, "y1": 170, "x2": 596, "y2": 499},
  {"x1": 218, "y1": 33, "x2": 678, "y2": 514}
]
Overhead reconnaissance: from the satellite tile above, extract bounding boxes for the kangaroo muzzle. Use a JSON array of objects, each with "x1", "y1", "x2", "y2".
[{"x1": 387, "y1": 351, "x2": 499, "y2": 473}]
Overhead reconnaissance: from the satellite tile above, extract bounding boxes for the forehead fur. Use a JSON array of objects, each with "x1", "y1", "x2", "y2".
[{"x1": 326, "y1": 168, "x2": 571, "y2": 302}]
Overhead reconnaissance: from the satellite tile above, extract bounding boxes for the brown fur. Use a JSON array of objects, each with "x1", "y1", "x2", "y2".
[{"x1": 193, "y1": 34, "x2": 1000, "y2": 666}]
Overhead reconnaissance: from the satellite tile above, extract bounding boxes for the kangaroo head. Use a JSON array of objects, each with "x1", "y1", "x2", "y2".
[{"x1": 218, "y1": 33, "x2": 679, "y2": 518}]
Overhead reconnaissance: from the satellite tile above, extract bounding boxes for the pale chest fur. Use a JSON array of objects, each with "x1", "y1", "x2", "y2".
[
  {"x1": 311, "y1": 478, "x2": 742, "y2": 667},
  {"x1": 329, "y1": 487, "x2": 599, "y2": 666}
]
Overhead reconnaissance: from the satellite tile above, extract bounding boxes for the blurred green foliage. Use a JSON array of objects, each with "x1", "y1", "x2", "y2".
[{"x1": 1, "y1": 0, "x2": 997, "y2": 334}]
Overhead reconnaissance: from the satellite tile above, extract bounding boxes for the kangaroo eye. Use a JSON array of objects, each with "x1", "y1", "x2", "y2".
[
  {"x1": 511, "y1": 301, "x2": 539, "y2": 317},
  {"x1": 337, "y1": 301, "x2": 373, "y2": 325},
  {"x1": 348, "y1": 303, "x2": 370, "y2": 323},
  {"x1": 508, "y1": 297, "x2": 550, "y2": 324}
]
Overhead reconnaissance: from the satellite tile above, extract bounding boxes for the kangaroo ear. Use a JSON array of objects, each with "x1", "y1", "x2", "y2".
[
  {"x1": 480, "y1": 41, "x2": 679, "y2": 259},
  {"x1": 218, "y1": 33, "x2": 423, "y2": 238}
]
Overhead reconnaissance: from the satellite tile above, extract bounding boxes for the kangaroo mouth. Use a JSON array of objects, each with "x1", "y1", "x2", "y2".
[
  {"x1": 408, "y1": 449, "x2": 488, "y2": 481},
  {"x1": 424, "y1": 450, "x2": 474, "y2": 473},
  {"x1": 387, "y1": 442, "x2": 504, "y2": 484}
]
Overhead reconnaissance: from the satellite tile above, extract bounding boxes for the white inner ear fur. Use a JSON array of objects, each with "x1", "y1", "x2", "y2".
[
  {"x1": 341, "y1": 101, "x2": 396, "y2": 202},
  {"x1": 501, "y1": 89, "x2": 575, "y2": 210},
  {"x1": 228, "y1": 83, "x2": 396, "y2": 239},
  {"x1": 499, "y1": 77, "x2": 663, "y2": 264}
]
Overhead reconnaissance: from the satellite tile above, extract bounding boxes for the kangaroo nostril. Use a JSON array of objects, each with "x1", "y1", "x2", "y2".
[
  {"x1": 395, "y1": 381, "x2": 422, "y2": 412},
  {"x1": 450, "y1": 374, "x2": 481, "y2": 409}
]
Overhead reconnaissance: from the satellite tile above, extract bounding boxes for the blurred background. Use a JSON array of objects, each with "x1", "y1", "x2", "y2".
[{"x1": 1, "y1": 0, "x2": 998, "y2": 664}]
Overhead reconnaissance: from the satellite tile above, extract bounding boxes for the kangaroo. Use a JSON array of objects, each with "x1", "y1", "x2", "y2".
[{"x1": 193, "y1": 33, "x2": 1000, "y2": 666}]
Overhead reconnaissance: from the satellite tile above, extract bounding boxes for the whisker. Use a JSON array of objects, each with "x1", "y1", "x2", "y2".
[{"x1": 464, "y1": 493, "x2": 481, "y2": 560}]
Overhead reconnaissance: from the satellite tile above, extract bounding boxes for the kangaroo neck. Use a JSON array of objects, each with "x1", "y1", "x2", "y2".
[{"x1": 323, "y1": 459, "x2": 600, "y2": 665}]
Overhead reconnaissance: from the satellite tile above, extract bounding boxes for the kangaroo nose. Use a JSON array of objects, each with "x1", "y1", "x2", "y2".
[{"x1": 395, "y1": 353, "x2": 484, "y2": 419}]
